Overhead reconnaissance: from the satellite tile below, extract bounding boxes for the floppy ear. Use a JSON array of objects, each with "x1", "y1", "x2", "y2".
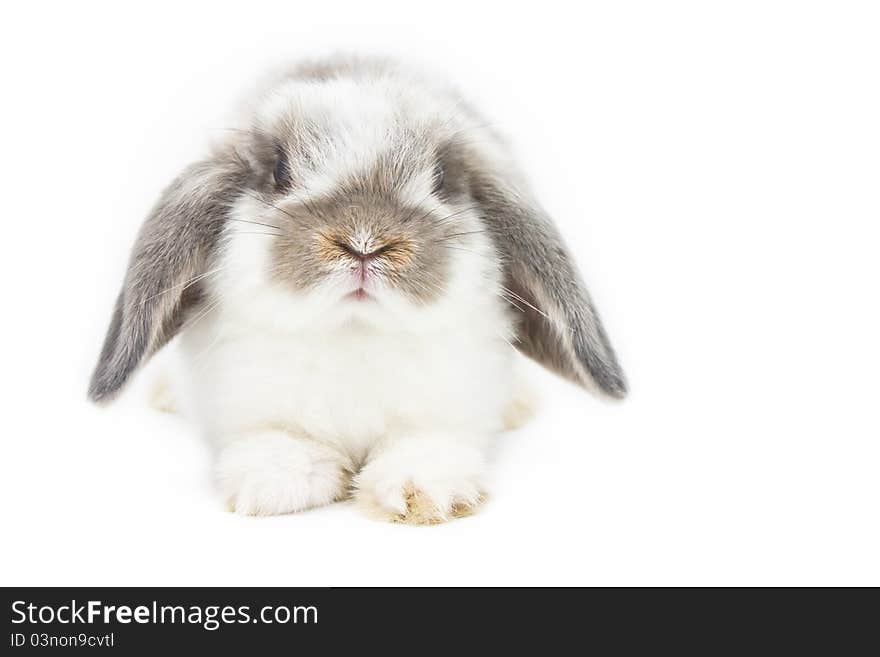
[
  {"x1": 471, "y1": 169, "x2": 627, "y2": 399},
  {"x1": 88, "y1": 153, "x2": 250, "y2": 403}
]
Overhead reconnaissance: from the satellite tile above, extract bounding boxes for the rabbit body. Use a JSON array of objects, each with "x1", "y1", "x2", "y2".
[{"x1": 90, "y1": 57, "x2": 626, "y2": 522}]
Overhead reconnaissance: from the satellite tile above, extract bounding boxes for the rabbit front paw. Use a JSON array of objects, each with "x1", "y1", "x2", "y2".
[
  {"x1": 354, "y1": 436, "x2": 488, "y2": 524},
  {"x1": 216, "y1": 431, "x2": 349, "y2": 516}
]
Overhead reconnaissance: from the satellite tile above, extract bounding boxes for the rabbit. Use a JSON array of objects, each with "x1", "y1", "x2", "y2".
[{"x1": 88, "y1": 56, "x2": 627, "y2": 523}]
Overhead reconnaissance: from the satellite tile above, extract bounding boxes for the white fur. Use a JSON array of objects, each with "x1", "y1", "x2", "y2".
[
  {"x1": 216, "y1": 431, "x2": 351, "y2": 516},
  {"x1": 172, "y1": 71, "x2": 519, "y2": 519}
]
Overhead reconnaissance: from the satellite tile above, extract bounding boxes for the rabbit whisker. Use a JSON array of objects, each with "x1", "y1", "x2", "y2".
[
  {"x1": 403, "y1": 191, "x2": 437, "y2": 223},
  {"x1": 433, "y1": 206, "x2": 482, "y2": 228},
  {"x1": 500, "y1": 285, "x2": 571, "y2": 333},
  {"x1": 144, "y1": 267, "x2": 225, "y2": 303},
  {"x1": 438, "y1": 229, "x2": 487, "y2": 241},
  {"x1": 285, "y1": 186, "x2": 325, "y2": 220},
  {"x1": 436, "y1": 245, "x2": 482, "y2": 256},
  {"x1": 497, "y1": 292, "x2": 526, "y2": 313},
  {"x1": 495, "y1": 331, "x2": 518, "y2": 350},
  {"x1": 185, "y1": 298, "x2": 223, "y2": 333},
  {"x1": 242, "y1": 190, "x2": 322, "y2": 226},
  {"x1": 499, "y1": 285, "x2": 552, "y2": 321},
  {"x1": 226, "y1": 217, "x2": 283, "y2": 231}
]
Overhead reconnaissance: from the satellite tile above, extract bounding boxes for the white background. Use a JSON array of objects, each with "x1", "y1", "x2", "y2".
[{"x1": 1, "y1": 1, "x2": 878, "y2": 586}]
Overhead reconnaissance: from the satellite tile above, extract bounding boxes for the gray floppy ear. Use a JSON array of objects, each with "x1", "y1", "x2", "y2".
[
  {"x1": 472, "y1": 171, "x2": 627, "y2": 399},
  {"x1": 88, "y1": 153, "x2": 249, "y2": 403}
]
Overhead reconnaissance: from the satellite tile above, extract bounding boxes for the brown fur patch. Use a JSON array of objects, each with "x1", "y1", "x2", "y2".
[
  {"x1": 359, "y1": 483, "x2": 486, "y2": 525},
  {"x1": 268, "y1": 193, "x2": 455, "y2": 304},
  {"x1": 394, "y1": 486, "x2": 483, "y2": 525}
]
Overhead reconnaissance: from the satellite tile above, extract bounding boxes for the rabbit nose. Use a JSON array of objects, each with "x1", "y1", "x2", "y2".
[{"x1": 337, "y1": 241, "x2": 384, "y2": 261}]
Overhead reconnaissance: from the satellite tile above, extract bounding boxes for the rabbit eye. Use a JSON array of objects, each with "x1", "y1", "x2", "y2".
[{"x1": 273, "y1": 149, "x2": 291, "y2": 189}]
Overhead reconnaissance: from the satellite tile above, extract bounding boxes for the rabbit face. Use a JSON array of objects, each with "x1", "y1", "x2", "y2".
[{"x1": 217, "y1": 77, "x2": 492, "y2": 329}]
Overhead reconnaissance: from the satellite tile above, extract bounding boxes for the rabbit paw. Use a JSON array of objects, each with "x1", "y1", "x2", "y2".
[
  {"x1": 354, "y1": 437, "x2": 487, "y2": 524},
  {"x1": 216, "y1": 431, "x2": 349, "y2": 516}
]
